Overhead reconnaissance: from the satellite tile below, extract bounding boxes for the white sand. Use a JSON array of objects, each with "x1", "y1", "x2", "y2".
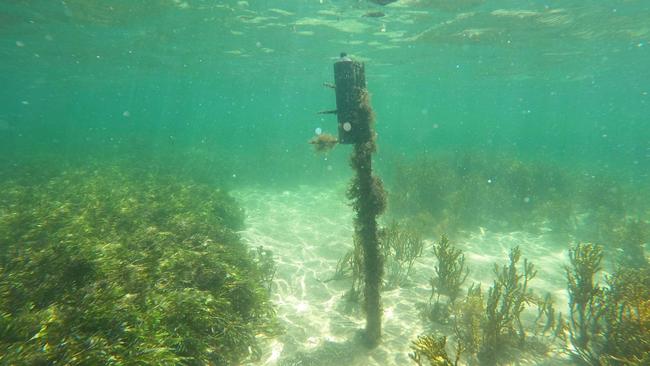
[{"x1": 234, "y1": 185, "x2": 573, "y2": 366}]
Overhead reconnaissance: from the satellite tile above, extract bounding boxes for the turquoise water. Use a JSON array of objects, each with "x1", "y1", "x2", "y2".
[
  {"x1": 2, "y1": 1, "x2": 649, "y2": 184},
  {"x1": 1, "y1": 1, "x2": 650, "y2": 365}
]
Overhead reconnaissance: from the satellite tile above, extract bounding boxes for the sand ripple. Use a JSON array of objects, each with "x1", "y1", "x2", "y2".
[{"x1": 234, "y1": 186, "x2": 571, "y2": 365}]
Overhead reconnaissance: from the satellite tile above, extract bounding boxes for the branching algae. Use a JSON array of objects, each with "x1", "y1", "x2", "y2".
[
  {"x1": 566, "y1": 242, "x2": 650, "y2": 365},
  {"x1": 409, "y1": 335, "x2": 456, "y2": 366},
  {"x1": 478, "y1": 246, "x2": 537, "y2": 366},
  {"x1": 425, "y1": 235, "x2": 469, "y2": 323},
  {"x1": 566, "y1": 243, "x2": 604, "y2": 364},
  {"x1": 380, "y1": 221, "x2": 425, "y2": 289}
]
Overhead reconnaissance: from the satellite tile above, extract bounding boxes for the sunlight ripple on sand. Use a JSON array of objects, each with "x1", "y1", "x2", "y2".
[{"x1": 235, "y1": 186, "x2": 572, "y2": 365}]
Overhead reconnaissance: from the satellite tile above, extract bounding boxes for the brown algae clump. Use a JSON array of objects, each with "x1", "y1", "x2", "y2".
[{"x1": 309, "y1": 132, "x2": 338, "y2": 153}]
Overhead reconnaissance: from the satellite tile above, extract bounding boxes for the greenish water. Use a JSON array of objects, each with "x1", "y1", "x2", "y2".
[
  {"x1": 2, "y1": 1, "x2": 649, "y2": 185},
  {"x1": 1, "y1": 1, "x2": 650, "y2": 365}
]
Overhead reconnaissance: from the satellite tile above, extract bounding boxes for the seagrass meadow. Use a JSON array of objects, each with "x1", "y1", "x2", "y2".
[{"x1": 1, "y1": 1, "x2": 649, "y2": 365}]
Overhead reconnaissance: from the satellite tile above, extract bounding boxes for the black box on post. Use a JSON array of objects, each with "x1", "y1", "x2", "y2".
[{"x1": 333, "y1": 58, "x2": 368, "y2": 144}]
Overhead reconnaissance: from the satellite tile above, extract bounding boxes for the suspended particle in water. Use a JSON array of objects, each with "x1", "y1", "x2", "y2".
[
  {"x1": 16, "y1": 41, "x2": 25, "y2": 47},
  {"x1": 343, "y1": 122, "x2": 352, "y2": 131},
  {"x1": 315, "y1": 127, "x2": 322, "y2": 135},
  {"x1": 122, "y1": 111, "x2": 130, "y2": 117},
  {"x1": 523, "y1": 196, "x2": 530, "y2": 203}
]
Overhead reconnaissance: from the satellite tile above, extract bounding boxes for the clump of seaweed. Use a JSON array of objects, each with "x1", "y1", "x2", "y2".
[
  {"x1": 612, "y1": 219, "x2": 649, "y2": 268},
  {"x1": 565, "y1": 242, "x2": 650, "y2": 364},
  {"x1": 0, "y1": 164, "x2": 280, "y2": 365},
  {"x1": 309, "y1": 133, "x2": 338, "y2": 153},
  {"x1": 251, "y1": 245, "x2": 277, "y2": 293},
  {"x1": 532, "y1": 292, "x2": 563, "y2": 340},
  {"x1": 424, "y1": 235, "x2": 469, "y2": 323},
  {"x1": 331, "y1": 248, "x2": 355, "y2": 281},
  {"x1": 565, "y1": 243, "x2": 604, "y2": 364},
  {"x1": 380, "y1": 221, "x2": 425, "y2": 289},
  {"x1": 413, "y1": 246, "x2": 551, "y2": 366},
  {"x1": 389, "y1": 152, "x2": 650, "y2": 242},
  {"x1": 452, "y1": 284, "x2": 484, "y2": 364},
  {"x1": 478, "y1": 246, "x2": 537, "y2": 366},
  {"x1": 600, "y1": 267, "x2": 650, "y2": 364},
  {"x1": 341, "y1": 238, "x2": 365, "y2": 315},
  {"x1": 334, "y1": 221, "x2": 422, "y2": 311},
  {"x1": 409, "y1": 335, "x2": 456, "y2": 366}
]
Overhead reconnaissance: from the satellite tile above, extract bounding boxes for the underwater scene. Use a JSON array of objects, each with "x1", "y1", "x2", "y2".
[{"x1": 1, "y1": 0, "x2": 649, "y2": 365}]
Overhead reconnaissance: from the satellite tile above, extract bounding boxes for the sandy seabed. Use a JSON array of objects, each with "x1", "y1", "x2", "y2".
[{"x1": 234, "y1": 185, "x2": 575, "y2": 366}]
